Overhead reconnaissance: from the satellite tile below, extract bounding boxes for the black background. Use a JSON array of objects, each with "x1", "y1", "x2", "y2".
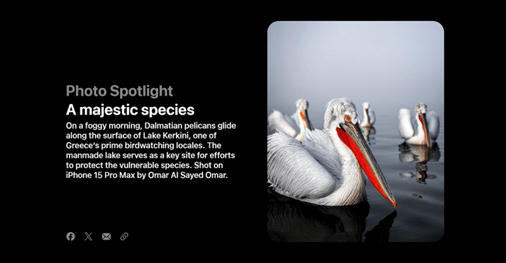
[
  {"x1": 50, "y1": 6, "x2": 505, "y2": 259},
  {"x1": 60, "y1": 21, "x2": 266, "y2": 244}
]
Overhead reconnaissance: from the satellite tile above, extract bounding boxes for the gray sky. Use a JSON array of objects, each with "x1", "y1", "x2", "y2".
[{"x1": 267, "y1": 21, "x2": 444, "y2": 125}]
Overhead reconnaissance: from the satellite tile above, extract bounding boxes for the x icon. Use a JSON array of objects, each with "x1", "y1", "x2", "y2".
[{"x1": 85, "y1": 232, "x2": 92, "y2": 241}]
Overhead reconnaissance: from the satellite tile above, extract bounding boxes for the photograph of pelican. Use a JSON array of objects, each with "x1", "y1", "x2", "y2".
[{"x1": 267, "y1": 21, "x2": 444, "y2": 242}]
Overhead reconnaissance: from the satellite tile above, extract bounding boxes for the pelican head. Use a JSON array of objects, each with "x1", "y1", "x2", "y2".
[
  {"x1": 362, "y1": 102, "x2": 370, "y2": 110},
  {"x1": 296, "y1": 98, "x2": 309, "y2": 111},
  {"x1": 415, "y1": 103, "x2": 427, "y2": 115},
  {"x1": 324, "y1": 98, "x2": 360, "y2": 130},
  {"x1": 415, "y1": 103, "x2": 431, "y2": 148},
  {"x1": 296, "y1": 98, "x2": 311, "y2": 129},
  {"x1": 325, "y1": 98, "x2": 397, "y2": 207}
]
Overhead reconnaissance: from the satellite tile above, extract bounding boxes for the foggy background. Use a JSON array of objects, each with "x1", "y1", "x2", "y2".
[{"x1": 267, "y1": 21, "x2": 444, "y2": 129}]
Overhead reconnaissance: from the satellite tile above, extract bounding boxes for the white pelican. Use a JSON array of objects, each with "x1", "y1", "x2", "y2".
[
  {"x1": 398, "y1": 103, "x2": 440, "y2": 147},
  {"x1": 267, "y1": 98, "x2": 397, "y2": 207},
  {"x1": 268, "y1": 99, "x2": 313, "y2": 142},
  {"x1": 359, "y1": 102, "x2": 375, "y2": 127}
]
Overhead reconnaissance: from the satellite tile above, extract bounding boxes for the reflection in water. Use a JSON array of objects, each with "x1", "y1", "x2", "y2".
[
  {"x1": 364, "y1": 209, "x2": 397, "y2": 242},
  {"x1": 267, "y1": 187, "x2": 397, "y2": 242},
  {"x1": 398, "y1": 142, "x2": 440, "y2": 184},
  {"x1": 398, "y1": 142, "x2": 440, "y2": 163},
  {"x1": 360, "y1": 127, "x2": 376, "y2": 145}
]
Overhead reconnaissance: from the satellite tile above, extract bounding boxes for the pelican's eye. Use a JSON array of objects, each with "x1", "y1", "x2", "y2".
[{"x1": 345, "y1": 115, "x2": 352, "y2": 122}]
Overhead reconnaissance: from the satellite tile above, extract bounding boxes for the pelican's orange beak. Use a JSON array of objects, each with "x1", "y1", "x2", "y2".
[
  {"x1": 299, "y1": 111, "x2": 309, "y2": 129},
  {"x1": 337, "y1": 121, "x2": 397, "y2": 208},
  {"x1": 418, "y1": 113, "x2": 432, "y2": 148}
]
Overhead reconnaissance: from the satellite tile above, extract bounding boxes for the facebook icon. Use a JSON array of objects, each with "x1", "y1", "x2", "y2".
[{"x1": 67, "y1": 232, "x2": 75, "y2": 241}]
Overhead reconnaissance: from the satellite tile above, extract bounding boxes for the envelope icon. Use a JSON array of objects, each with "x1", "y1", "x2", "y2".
[{"x1": 102, "y1": 233, "x2": 111, "y2": 240}]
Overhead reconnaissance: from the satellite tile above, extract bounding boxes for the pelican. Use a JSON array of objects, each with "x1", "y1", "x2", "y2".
[
  {"x1": 268, "y1": 99, "x2": 313, "y2": 142},
  {"x1": 398, "y1": 103, "x2": 440, "y2": 147},
  {"x1": 267, "y1": 98, "x2": 397, "y2": 207},
  {"x1": 359, "y1": 102, "x2": 375, "y2": 127}
]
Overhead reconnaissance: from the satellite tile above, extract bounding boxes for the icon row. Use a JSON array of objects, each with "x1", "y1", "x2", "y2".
[{"x1": 67, "y1": 232, "x2": 128, "y2": 241}]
